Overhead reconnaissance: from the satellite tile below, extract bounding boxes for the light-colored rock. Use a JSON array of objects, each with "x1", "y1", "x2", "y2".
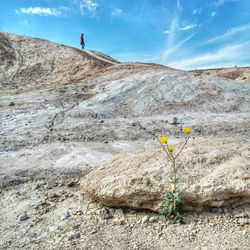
[
  {"x1": 238, "y1": 218, "x2": 249, "y2": 226},
  {"x1": 67, "y1": 231, "x2": 80, "y2": 240},
  {"x1": 81, "y1": 137, "x2": 250, "y2": 211},
  {"x1": 149, "y1": 216, "x2": 158, "y2": 223},
  {"x1": 63, "y1": 211, "x2": 70, "y2": 220},
  {"x1": 49, "y1": 225, "x2": 61, "y2": 233},
  {"x1": 141, "y1": 216, "x2": 149, "y2": 224}
]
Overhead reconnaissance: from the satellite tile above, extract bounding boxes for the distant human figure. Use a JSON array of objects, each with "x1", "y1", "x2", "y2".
[{"x1": 80, "y1": 33, "x2": 85, "y2": 49}]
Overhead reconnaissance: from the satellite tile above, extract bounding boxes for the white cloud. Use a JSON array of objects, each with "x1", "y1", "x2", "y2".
[
  {"x1": 211, "y1": 11, "x2": 217, "y2": 17},
  {"x1": 192, "y1": 8, "x2": 202, "y2": 15},
  {"x1": 164, "y1": 17, "x2": 179, "y2": 61},
  {"x1": 205, "y1": 24, "x2": 250, "y2": 44},
  {"x1": 79, "y1": 0, "x2": 98, "y2": 15},
  {"x1": 177, "y1": 0, "x2": 182, "y2": 11},
  {"x1": 213, "y1": 0, "x2": 237, "y2": 7},
  {"x1": 163, "y1": 30, "x2": 170, "y2": 34},
  {"x1": 192, "y1": 9, "x2": 197, "y2": 15},
  {"x1": 163, "y1": 33, "x2": 195, "y2": 62},
  {"x1": 168, "y1": 42, "x2": 250, "y2": 70},
  {"x1": 111, "y1": 8, "x2": 122, "y2": 17},
  {"x1": 163, "y1": 0, "x2": 183, "y2": 61},
  {"x1": 179, "y1": 23, "x2": 197, "y2": 31},
  {"x1": 16, "y1": 7, "x2": 62, "y2": 16}
]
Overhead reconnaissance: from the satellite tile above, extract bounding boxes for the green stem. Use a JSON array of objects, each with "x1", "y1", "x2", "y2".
[
  {"x1": 174, "y1": 137, "x2": 190, "y2": 160},
  {"x1": 173, "y1": 157, "x2": 177, "y2": 192}
]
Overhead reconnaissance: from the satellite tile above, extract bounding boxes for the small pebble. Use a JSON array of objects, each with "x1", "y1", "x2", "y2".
[
  {"x1": 9, "y1": 101, "x2": 15, "y2": 106},
  {"x1": 238, "y1": 218, "x2": 249, "y2": 226},
  {"x1": 242, "y1": 230, "x2": 247, "y2": 236},
  {"x1": 172, "y1": 117, "x2": 178, "y2": 125},
  {"x1": 149, "y1": 216, "x2": 158, "y2": 223},
  {"x1": 32, "y1": 184, "x2": 41, "y2": 190},
  {"x1": 68, "y1": 232, "x2": 80, "y2": 240},
  {"x1": 28, "y1": 232, "x2": 37, "y2": 240},
  {"x1": 20, "y1": 213, "x2": 28, "y2": 221},
  {"x1": 103, "y1": 207, "x2": 113, "y2": 220},
  {"x1": 210, "y1": 208, "x2": 223, "y2": 214},
  {"x1": 64, "y1": 211, "x2": 70, "y2": 219},
  {"x1": 49, "y1": 225, "x2": 61, "y2": 233},
  {"x1": 72, "y1": 224, "x2": 81, "y2": 229},
  {"x1": 158, "y1": 232, "x2": 163, "y2": 238},
  {"x1": 141, "y1": 216, "x2": 149, "y2": 224}
]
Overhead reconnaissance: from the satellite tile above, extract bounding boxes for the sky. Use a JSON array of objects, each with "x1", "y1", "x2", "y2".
[{"x1": 0, "y1": 0, "x2": 250, "y2": 70}]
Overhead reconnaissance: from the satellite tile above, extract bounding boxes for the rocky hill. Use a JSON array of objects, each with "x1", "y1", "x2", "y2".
[
  {"x1": 190, "y1": 67, "x2": 250, "y2": 83},
  {"x1": 0, "y1": 33, "x2": 249, "y2": 249}
]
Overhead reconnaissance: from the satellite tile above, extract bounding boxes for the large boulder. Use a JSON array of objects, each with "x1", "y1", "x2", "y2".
[{"x1": 81, "y1": 138, "x2": 250, "y2": 211}]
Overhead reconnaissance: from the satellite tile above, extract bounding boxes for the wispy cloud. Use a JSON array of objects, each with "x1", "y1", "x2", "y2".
[
  {"x1": 179, "y1": 23, "x2": 197, "y2": 31},
  {"x1": 111, "y1": 8, "x2": 122, "y2": 17},
  {"x1": 163, "y1": 30, "x2": 170, "y2": 34},
  {"x1": 16, "y1": 7, "x2": 62, "y2": 16},
  {"x1": 163, "y1": 0, "x2": 186, "y2": 62},
  {"x1": 211, "y1": 11, "x2": 217, "y2": 17},
  {"x1": 177, "y1": 0, "x2": 182, "y2": 11},
  {"x1": 213, "y1": 0, "x2": 237, "y2": 7},
  {"x1": 192, "y1": 8, "x2": 202, "y2": 15},
  {"x1": 168, "y1": 42, "x2": 250, "y2": 69},
  {"x1": 164, "y1": 33, "x2": 195, "y2": 61},
  {"x1": 79, "y1": 0, "x2": 98, "y2": 15},
  {"x1": 205, "y1": 24, "x2": 250, "y2": 44},
  {"x1": 163, "y1": 17, "x2": 179, "y2": 61}
]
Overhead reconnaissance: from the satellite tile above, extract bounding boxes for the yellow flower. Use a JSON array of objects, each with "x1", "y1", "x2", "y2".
[
  {"x1": 160, "y1": 135, "x2": 168, "y2": 144},
  {"x1": 184, "y1": 127, "x2": 192, "y2": 134},
  {"x1": 168, "y1": 145, "x2": 174, "y2": 152}
]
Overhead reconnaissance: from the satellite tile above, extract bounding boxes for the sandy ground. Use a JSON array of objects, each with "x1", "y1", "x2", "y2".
[{"x1": 0, "y1": 179, "x2": 249, "y2": 250}]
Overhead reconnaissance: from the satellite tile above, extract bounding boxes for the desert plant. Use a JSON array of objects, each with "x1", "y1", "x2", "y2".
[{"x1": 157, "y1": 127, "x2": 192, "y2": 223}]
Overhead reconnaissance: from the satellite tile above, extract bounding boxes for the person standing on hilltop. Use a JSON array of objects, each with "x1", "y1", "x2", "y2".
[{"x1": 80, "y1": 33, "x2": 85, "y2": 49}]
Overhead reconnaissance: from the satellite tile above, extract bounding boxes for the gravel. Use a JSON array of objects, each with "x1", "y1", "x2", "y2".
[{"x1": 0, "y1": 181, "x2": 249, "y2": 250}]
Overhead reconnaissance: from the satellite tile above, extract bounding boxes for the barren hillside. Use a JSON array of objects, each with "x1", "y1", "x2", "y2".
[
  {"x1": 0, "y1": 33, "x2": 249, "y2": 249},
  {"x1": 190, "y1": 67, "x2": 250, "y2": 83}
]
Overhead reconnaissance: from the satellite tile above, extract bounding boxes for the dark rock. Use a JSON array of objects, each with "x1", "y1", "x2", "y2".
[
  {"x1": 20, "y1": 213, "x2": 28, "y2": 221},
  {"x1": 172, "y1": 117, "x2": 178, "y2": 125},
  {"x1": 210, "y1": 208, "x2": 223, "y2": 214},
  {"x1": 32, "y1": 184, "x2": 41, "y2": 190},
  {"x1": 28, "y1": 232, "x2": 37, "y2": 240},
  {"x1": 64, "y1": 211, "x2": 70, "y2": 219},
  {"x1": 72, "y1": 224, "x2": 81, "y2": 229},
  {"x1": 67, "y1": 180, "x2": 77, "y2": 187},
  {"x1": 8, "y1": 101, "x2": 15, "y2": 106},
  {"x1": 68, "y1": 232, "x2": 80, "y2": 240},
  {"x1": 102, "y1": 207, "x2": 113, "y2": 220}
]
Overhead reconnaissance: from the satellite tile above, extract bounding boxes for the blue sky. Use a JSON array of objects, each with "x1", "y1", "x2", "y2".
[{"x1": 0, "y1": 0, "x2": 250, "y2": 70}]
